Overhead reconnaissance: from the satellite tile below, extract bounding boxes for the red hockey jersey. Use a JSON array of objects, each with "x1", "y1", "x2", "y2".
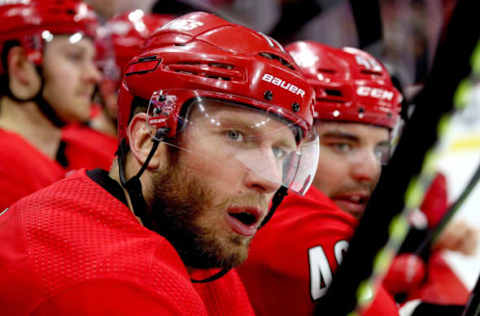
[
  {"x1": 238, "y1": 186, "x2": 399, "y2": 316},
  {"x1": 0, "y1": 170, "x2": 208, "y2": 315},
  {"x1": 0, "y1": 129, "x2": 65, "y2": 209},
  {"x1": 62, "y1": 124, "x2": 117, "y2": 172},
  {"x1": 193, "y1": 269, "x2": 255, "y2": 316}
]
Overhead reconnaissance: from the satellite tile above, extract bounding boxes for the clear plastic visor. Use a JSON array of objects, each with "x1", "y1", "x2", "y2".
[{"x1": 146, "y1": 93, "x2": 319, "y2": 195}]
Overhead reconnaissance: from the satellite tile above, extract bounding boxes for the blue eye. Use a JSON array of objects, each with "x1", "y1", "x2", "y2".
[
  {"x1": 272, "y1": 147, "x2": 288, "y2": 160},
  {"x1": 226, "y1": 130, "x2": 244, "y2": 142},
  {"x1": 333, "y1": 143, "x2": 352, "y2": 153}
]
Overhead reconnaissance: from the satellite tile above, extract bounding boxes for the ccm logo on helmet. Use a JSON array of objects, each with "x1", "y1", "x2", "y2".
[
  {"x1": 356, "y1": 87, "x2": 394, "y2": 100},
  {"x1": 262, "y1": 74, "x2": 305, "y2": 98}
]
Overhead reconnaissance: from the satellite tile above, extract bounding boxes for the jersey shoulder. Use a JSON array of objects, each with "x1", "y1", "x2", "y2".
[
  {"x1": 2, "y1": 173, "x2": 204, "y2": 314},
  {"x1": 61, "y1": 124, "x2": 117, "y2": 171}
]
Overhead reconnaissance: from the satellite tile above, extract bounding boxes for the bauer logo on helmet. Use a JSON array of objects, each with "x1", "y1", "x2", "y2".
[{"x1": 262, "y1": 73, "x2": 305, "y2": 98}]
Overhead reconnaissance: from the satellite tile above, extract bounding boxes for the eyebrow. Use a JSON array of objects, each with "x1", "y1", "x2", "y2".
[
  {"x1": 321, "y1": 130, "x2": 391, "y2": 146},
  {"x1": 320, "y1": 130, "x2": 360, "y2": 142}
]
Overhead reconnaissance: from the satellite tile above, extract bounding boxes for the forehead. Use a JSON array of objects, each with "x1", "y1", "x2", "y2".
[
  {"x1": 44, "y1": 35, "x2": 96, "y2": 52},
  {"x1": 316, "y1": 121, "x2": 389, "y2": 143}
]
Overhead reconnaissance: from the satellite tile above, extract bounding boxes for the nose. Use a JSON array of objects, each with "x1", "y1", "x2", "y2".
[
  {"x1": 350, "y1": 149, "x2": 381, "y2": 184},
  {"x1": 243, "y1": 148, "x2": 283, "y2": 194},
  {"x1": 84, "y1": 60, "x2": 102, "y2": 84},
  {"x1": 244, "y1": 169, "x2": 281, "y2": 194}
]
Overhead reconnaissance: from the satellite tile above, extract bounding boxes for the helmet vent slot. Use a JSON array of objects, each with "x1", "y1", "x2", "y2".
[
  {"x1": 167, "y1": 62, "x2": 243, "y2": 81},
  {"x1": 258, "y1": 52, "x2": 295, "y2": 70},
  {"x1": 317, "y1": 68, "x2": 335, "y2": 74},
  {"x1": 360, "y1": 69, "x2": 382, "y2": 76},
  {"x1": 325, "y1": 89, "x2": 342, "y2": 97}
]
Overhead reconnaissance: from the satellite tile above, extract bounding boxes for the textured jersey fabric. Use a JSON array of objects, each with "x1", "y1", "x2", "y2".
[
  {"x1": 238, "y1": 186, "x2": 399, "y2": 316},
  {"x1": 62, "y1": 124, "x2": 117, "y2": 172},
  {"x1": 0, "y1": 128, "x2": 66, "y2": 210},
  {"x1": 0, "y1": 170, "x2": 208, "y2": 316},
  {"x1": 193, "y1": 269, "x2": 255, "y2": 316}
]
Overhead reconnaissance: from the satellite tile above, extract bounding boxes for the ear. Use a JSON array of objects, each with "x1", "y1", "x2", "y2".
[
  {"x1": 7, "y1": 46, "x2": 41, "y2": 99},
  {"x1": 127, "y1": 112, "x2": 164, "y2": 169}
]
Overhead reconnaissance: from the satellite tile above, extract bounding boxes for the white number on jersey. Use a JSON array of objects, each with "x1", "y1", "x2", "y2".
[{"x1": 308, "y1": 240, "x2": 349, "y2": 300}]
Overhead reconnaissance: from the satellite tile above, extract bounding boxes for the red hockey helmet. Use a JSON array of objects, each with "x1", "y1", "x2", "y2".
[
  {"x1": 98, "y1": 10, "x2": 175, "y2": 77},
  {"x1": 286, "y1": 41, "x2": 402, "y2": 129},
  {"x1": 119, "y1": 12, "x2": 316, "y2": 140},
  {"x1": 117, "y1": 12, "x2": 318, "y2": 194},
  {"x1": 0, "y1": 0, "x2": 99, "y2": 75}
]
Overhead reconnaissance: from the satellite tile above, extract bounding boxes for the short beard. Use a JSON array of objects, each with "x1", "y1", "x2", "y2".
[{"x1": 149, "y1": 162, "x2": 246, "y2": 270}]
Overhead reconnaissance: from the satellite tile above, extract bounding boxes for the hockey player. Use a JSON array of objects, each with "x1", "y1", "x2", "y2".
[
  {"x1": 0, "y1": 12, "x2": 319, "y2": 315},
  {"x1": 0, "y1": 0, "x2": 116, "y2": 209},
  {"x1": 91, "y1": 9, "x2": 175, "y2": 136},
  {"x1": 238, "y1": 41, "x2": 403, "y2": 316}
]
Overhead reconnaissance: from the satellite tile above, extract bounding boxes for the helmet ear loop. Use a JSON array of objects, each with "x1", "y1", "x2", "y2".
[
  {"x1": 3, "y1": 45, "x2": 43, "y2": 103},
  {"x1": 3, "y1": 42, "x2": 67, "y2": 127},
  {"x1": 32, "y1": 65, "x2": 67, "y2": 127},
  {"x1": 119, "y1": 116, "x2": 228, "y2": 276},
  {"x1": 30, "y1": 35, "x2": 67, "y2": 127},
  {"x1": 118, "y1": 127, "x2": 168, "y2": 230}
]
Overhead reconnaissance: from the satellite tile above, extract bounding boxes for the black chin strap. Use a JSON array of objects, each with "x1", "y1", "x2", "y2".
[
  {"x1": 117, "y1": 129, "x2": 228, "y2": 283},
  {"x1": 7, "y1": 66, "x2": 66, "y2": 127},
  {"x1": 117, "y1": 132, "x2": 163, "y2": 231},
  {"x1": 191, "y1": 267, "x2": 231, "y2": 283},
  {"x1": 259, "y1": 186, "x2": 289, "y2": 228},
  {"x1": 34, "y1": 92, "x2": 66, "y2": 128},
  {"x1": 190, "y1": 186, "x2": 289, "y2": 283},
  {"x1": 118, "y1": 131, "x2": 288, "y2": 283}
]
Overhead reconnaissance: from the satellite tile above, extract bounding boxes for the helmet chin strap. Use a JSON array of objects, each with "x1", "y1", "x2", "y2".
[
  {"x1": 260, "y1": 185, "x2": 288, "y2": 227},
  {"x1": 117, "y1": 128, "x2": 166, "y2": 230},
  {"x1": 7, "y1": 66, "x2": 66, "y2": 127},
  {"x1": 191, "y1": 186, "x2": 288, "y2": 283},
  {"x1": 191, "y1": 267, "x2": 232, "y2": 283},
  {"x1": 117, "y1": 128, "x2": 229, "y2": 283}
]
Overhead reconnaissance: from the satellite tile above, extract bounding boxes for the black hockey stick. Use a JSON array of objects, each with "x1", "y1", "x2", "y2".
[
  {"x1": 314, "y1": 1, "x2": 480, "y2": 315},
  {"x1": 463, "y1": 270, "x2": 480, "y2": 316},
  {"x1": 415, "y1": 157, "x2": 480, "y2": 256}
]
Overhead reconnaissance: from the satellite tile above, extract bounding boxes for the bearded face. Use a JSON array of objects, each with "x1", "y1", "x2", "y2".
[
  {"x1": 150, "y1": 160, "x2": 269, "y2": 269},
  {"x1": 144, "y1": 99, "x2": 306, "y2": 269}
]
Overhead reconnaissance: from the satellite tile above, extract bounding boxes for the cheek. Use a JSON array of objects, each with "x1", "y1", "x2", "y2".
[
  {"x1": 314, "y1": 151, "x2": 349, "y2": 194},
  {"x1": 44, "y1": 56, "x2": 80, "y2": 89},
  {"x1": 105, "y1": 93, "x2": 119, "y2": 116},
  {"x1": 51, "y1": 64, "x2": 78, "y2": 89},
  {"x1": 372, "y1": 164, "x2": 382, "y2": 182},
  {"x1": 179, "y1": 148, "x2": 244, "y2": 191}
]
